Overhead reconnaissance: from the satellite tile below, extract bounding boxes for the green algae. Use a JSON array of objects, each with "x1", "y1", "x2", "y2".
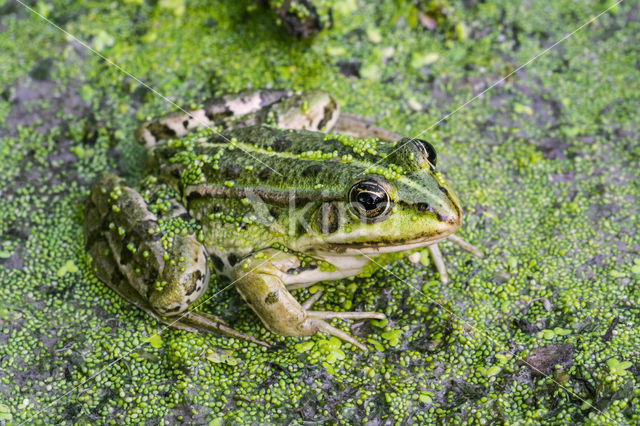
[{"x1": 0, "y1": 0, "x2": 639, "y2": 423}]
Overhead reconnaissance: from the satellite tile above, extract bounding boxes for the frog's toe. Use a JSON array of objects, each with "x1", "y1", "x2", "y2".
[
  {"x1": 301, "y1": 290, "x2": 324, "y2": 309},
  {"x1": 179, "y1": 311, "x2": 270, "y2": 348},
  {"x1": 307, "y1": 311, "x2": 386, "y2": 321},
  {"x1": 447, "y1": 234, "x2": 484, "y2": 257},
  {"x1": 427, "y1": 244, "x2": 449, "y2": 284},
  {"x1": 304, "y1": 310, "x2": 386, "y2": 352},
  {"x1": 306, "y1": 319, "x2": 369, "y2": 352}
]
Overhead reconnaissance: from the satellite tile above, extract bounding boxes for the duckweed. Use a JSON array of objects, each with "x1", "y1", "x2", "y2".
[{"x1": 0, "y1": 0, "x2": 638, "y2": 424}]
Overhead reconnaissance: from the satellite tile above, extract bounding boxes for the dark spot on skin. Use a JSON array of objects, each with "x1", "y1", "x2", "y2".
[
  {"x1": 316, "y1": 202, "x2": 340, "y2": 234},
  {"x1": 264, "y1": 291, "x2": 279, "y2": 305},
  {"x1": 317, "y1": 98, "x2": 338, "y2": 130},
  {"x1": 204, "y1": 105, "x2": 234, "y2": 122},
  {"x1": 259, "y1": 89, "x2": 290, "y2": 107},
  {"x1": 268, "y1": 207, "x2": 280, "y2": 222},
  {"x1": 144, "y1": 271, "x2": 158, "y2": 287},
  {"x1": 286, "y1": 264, "x2": 318, "y2": 275},
  {"x1": 182, "y1": 120, "x2": 189, "y2": 128},
  {"x1": 186, "y1": 191, "x2": 207, "y2": 204},
  {"x1": 302, "y1": 164, "x2": 323, "y2": 177},
  {"x1": 228, "y1": 253, "x2": 239, "y2": 266},
  {"x1": 129, "y1": 219, "x2": 159, "y2": 242},
  {"x1": 258, "y1": 168, "x2": 273, "y2": 180},
  {"x1": 272, "y1": 137, "x2": 291, "y2": 152},
  {"x1": 118, "y1": 242, "x2": 134, "y2": 266},
  {"x1": 152, "y1": 124, "x2": 177, "y2": 139},
  {"x1": 185, "y1": 270, "x2": 203, "y2": 296},
  {"x1": 210, "y1": 254, "x2": 224, "y2": 271}
]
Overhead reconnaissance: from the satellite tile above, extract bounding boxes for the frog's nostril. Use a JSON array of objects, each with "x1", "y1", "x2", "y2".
[{"x1": 417, "y1": 203, "x2": 433, "y2": 212}]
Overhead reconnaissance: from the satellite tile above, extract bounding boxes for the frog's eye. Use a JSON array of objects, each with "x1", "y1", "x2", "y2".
[
  {"x1": 349, "y1": 180, "x2": 392, "y2": 223},
  {"x1": 413, "y1": 139, "x2": 437, "y2": 167}
]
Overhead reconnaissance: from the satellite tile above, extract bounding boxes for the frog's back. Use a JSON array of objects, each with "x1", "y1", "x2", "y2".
[{"x1": 149, "y1": 125, "x2": 398, "y2": 202}]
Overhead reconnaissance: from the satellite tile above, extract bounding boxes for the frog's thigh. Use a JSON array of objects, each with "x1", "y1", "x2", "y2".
[
  {"x1": 233, "y1": 250, "x2": 310, "y2": 336},
  {"x1": 88, "y1": 238, "x2": 265, "y2": 344},
  {"x1": 136, "y1": 89, "x2": 293, "y2": 147},
  {"x1": 86, "y1": 232, "x2": 203, "y2": 333}
]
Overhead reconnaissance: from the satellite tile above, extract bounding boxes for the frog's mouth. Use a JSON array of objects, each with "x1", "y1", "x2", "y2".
[{"x1": 314, "y1": 228, "x2": 458, "y2": 256}]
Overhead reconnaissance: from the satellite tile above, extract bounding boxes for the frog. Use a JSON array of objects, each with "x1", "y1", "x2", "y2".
[{"x1": 85, "y1": 89, "x2": 482, "y2": 351}]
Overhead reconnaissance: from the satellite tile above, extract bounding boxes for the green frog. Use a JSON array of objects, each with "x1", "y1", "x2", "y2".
[{"x1": 85, "y1": 89, "x2": 481, "y2": 351}]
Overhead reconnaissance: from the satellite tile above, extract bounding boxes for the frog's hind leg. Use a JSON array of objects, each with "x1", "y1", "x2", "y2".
[
  {"x1": 135, "y1": 89, "x2": 293, "y2": 147},
  {"x1": 86, "y1": 243, "x2": 269, "y2": 346},
  {"x1": 89, "y1": 241, "x2": 268, "y2": 345},
  {"x1": 85, "y1": 237, "x2": 196, "y2": 330},
  {"x1": 335, "y1": 112, "x2": 404, "y2": 141},
  {"x1": 86, "y1": 174, "x2": 268, "y2": 346}
]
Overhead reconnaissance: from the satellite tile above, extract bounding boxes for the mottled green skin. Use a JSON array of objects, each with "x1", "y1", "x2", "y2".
[{"x1": 87, "y1": 112, "x2": 461, "y2": 350}]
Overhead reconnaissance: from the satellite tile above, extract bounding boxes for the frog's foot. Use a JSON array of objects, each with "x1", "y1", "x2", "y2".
[
  {"x1": 233, "y1": 249, "x2": 383, "y2": 351},
  {"x1": 334, "y1": 112, "x2": 404, "y2": 141},
  {"x1": 299, "y1": 291, "x2": 385, "y2": 350},
  {"x1": 428, "y1": 235, "x2": 483, "y2": 284}
]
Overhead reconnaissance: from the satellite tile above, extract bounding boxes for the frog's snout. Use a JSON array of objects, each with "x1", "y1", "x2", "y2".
[
  {"x1": 441, "y1": 191, "x2": 462, "y2": 231},
  {"x1": 419, "y1": 186, "x2": 462, "y2": 236}
]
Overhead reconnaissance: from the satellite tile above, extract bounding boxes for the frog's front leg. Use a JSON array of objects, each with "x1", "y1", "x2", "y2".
[
  {"x1": 233, "y1": 249, "x2": 385, "y2": 351},
  {"x1": 86, "y1": 174, "x2": 268, "y2": 347}
]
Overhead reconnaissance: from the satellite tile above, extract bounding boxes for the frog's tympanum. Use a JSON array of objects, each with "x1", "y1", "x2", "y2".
[{"x1": 85, "y1": 89, "x2": 481, "y2": 351}]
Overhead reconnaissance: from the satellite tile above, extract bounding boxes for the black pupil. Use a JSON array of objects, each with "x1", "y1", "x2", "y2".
[
  {"x1": 350, "y1": 181, "x2": 390, "y2": 220},
  {"x1": 357, "y1": 191, "x2": 383, "y2": 210}
]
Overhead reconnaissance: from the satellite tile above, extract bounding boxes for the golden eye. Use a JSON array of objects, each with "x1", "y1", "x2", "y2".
[{"x1": 349, "y1": 180, "x2": 392, "y2": 223}]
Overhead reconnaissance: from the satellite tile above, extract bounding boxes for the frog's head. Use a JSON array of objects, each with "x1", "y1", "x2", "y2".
[{"x1": 305, "y1": 138, "x2": 462, "y2": 255}]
